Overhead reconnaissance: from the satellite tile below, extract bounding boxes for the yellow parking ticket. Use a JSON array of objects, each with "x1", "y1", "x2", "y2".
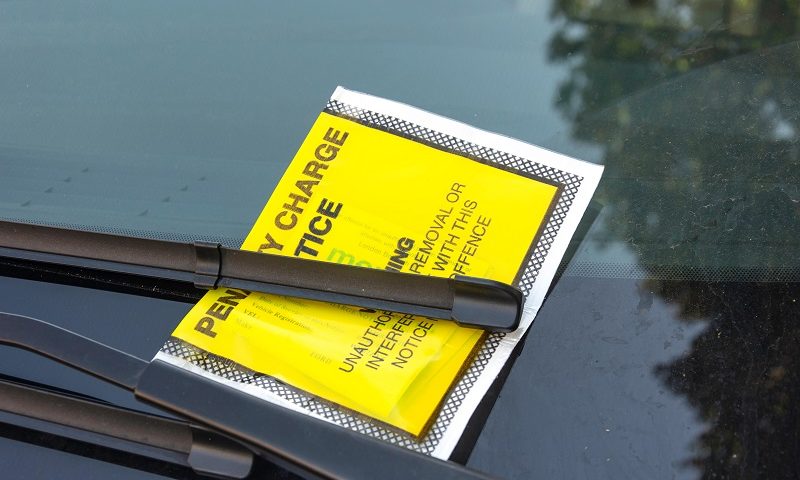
[{"x1": 169, "y1": 98, "x2": 561, "y2": 436}]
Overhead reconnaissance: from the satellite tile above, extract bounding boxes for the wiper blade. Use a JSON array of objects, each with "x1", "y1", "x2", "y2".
[
  {"x1": 0, "y1": 221, "x2": 522, "y2": 332},
  {"x1": 0, "y1": 312, "x2": 495, "y2": 480}
]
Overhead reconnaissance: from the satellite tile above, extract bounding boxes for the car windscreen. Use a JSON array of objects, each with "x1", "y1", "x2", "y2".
[{"x1": 0, "y1": 1, "x2": 798, "y2": 479}]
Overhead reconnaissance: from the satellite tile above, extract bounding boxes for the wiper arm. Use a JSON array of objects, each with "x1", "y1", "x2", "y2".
[
  {"x1": 0, "y1": 221, "x2": 522, "y2": 332},
  {"x1": 0, "y1": 312, "x2": 495, "y2": 480},
  {"x1": 0, "y1": 376, "x2": 254, "y2": 478},
  {"x1": 0, "y1": 309, "x2": 147, "y2": 390}
]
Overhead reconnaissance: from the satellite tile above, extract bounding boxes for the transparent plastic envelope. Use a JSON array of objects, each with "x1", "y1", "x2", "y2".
[{"x1": 159, "y1": 87, "x2": 603, "y2": 456}]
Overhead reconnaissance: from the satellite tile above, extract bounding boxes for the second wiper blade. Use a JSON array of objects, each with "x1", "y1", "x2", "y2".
[
  {"x1": 0, "y1": 312, "x2": 495, "y2": 480},
  {"x1": 0, "y1": 221, "x2": 522, "y2": 332}
]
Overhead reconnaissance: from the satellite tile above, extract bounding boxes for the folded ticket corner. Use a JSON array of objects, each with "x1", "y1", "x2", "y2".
[{"x1": 159, "y1": 87, "x2": 604, "y2": 459}]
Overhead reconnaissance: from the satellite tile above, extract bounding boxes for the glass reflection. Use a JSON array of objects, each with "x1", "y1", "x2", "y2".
[{"x1": 549, "y1": 1, "x2": 799, "y2": 478}]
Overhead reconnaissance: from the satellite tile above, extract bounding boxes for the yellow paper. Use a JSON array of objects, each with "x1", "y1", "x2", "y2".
[{"x1": 170, "y1": 112, "x2": 559, "y2": 436}]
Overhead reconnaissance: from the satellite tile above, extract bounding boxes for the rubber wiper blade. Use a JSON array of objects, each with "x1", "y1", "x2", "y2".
[
  {"x1": 0, "y1": 221, "x2": 522, "y2": 332},
  {"x1": 0, "y1": 312, "x2": 495, "y2": 480}
]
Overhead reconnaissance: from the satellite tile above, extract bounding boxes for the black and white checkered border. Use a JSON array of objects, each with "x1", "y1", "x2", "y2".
[{"x1": 160, "y1": 100, "x2": 583, "y2": 455}]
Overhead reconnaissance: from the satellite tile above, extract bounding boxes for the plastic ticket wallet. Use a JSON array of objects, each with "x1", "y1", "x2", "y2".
[{"x1": 157, "y1": 87, "x2": 603, "y2": 457}]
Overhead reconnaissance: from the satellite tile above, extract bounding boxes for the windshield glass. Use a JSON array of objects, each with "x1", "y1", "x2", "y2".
[{"x1": 1, "y1": 1, "x2": 798, "y2": 479}]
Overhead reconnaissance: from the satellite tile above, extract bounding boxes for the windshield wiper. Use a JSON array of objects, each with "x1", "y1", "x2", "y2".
[
  {"x1": 0, "y1": 375, "x2": 255, "y2": 478},
  {"x1": 0, "y1": 221, "x2": 522, "y2": 332},
  {"x1": 0, "y1": 312, "x2": 495, "y2": 480}
]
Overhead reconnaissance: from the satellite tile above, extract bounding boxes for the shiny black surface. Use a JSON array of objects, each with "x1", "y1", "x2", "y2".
[
  {"x1": 1, "y1": 0, "x2": 799, "y2": 478},
  {"x1": 469, "y1": 276, "x2": 800, "y2": 479},
  {"x1": 2, "y1": 266, "x2": 798, "y2": 478}
]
